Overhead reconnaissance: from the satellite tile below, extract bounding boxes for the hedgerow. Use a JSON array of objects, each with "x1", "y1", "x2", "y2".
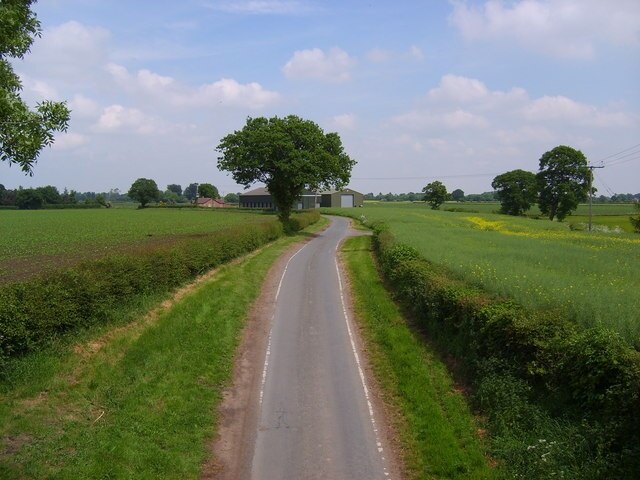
[
  {"x1": 0, "y1": 212, "x2": 319, "y2": 372},
  {"x1": 372, "y1": 223, "x2": 640, "y2": 478}
]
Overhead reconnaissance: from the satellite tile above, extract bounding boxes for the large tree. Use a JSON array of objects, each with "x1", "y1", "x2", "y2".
[
  {"x1": 537, "y1": 145, "x2": 590, "y2": 221},
  {"x1": 166, "y1": 184, "x2": 182, "y2": 196},
  {"x1": 127, "y1": 178, "x2": 160, "y2": 208},
  {"x1": 492, "y1": 169, "x2": 538, "y2": 216},
  {"x1": 422, "y1": 181, "x2": 448, "y2": 209},
  {"x1": 451, "y1": 188, "x2": 465, "y2": 202},
  {"x1": 217, "y1": 115, "x2": 355, "y2": 222},
  {"x1": 198, "y1": 183, "x2": 218, "y2": 199},
  {"x1": 184, "y1": 183, "x2": 198, "y2": 201},
  {"x1": 1, "y1": 0, "x2": 70, "y2": 174}
]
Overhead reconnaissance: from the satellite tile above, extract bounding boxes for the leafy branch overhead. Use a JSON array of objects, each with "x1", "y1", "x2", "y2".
[
  {"x1": 217, "y1": 115, "x2": 355, "y2": 222},
  {"x1": 0, "y1": 0, "x2": 70, "y2": 174}
]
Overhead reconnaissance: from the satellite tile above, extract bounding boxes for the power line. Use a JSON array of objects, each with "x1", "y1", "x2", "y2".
[
  {"x1": 596, "y1": 143, "x2": 640, "y2": 166},
  {"x1": 352, "y1": 172, "x2": 499, "y2": 181},
  {"x1": 606, "y1": 154, "x2": 640, "y2": 168}
]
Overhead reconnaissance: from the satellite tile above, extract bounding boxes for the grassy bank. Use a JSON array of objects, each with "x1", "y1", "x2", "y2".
[
  {"x1": 0, "y1": 217, "x2": 327, "y2": 478},
  {"x1": 342, "y1": 235, "x2": 499, "y2": 480},
  {"x1": 365, "y1": 224, "x2": 639, "y2": 479}
]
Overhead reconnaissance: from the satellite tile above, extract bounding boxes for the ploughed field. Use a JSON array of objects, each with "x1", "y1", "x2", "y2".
[
  {"x1": 0, "y1": 208, "x2": 272, "y2": 282},
  {"x1": 324, "y1": 202, "x2": 640, "y2": 347}
]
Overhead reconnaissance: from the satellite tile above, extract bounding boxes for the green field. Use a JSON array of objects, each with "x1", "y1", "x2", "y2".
[
  {"x1": 324, "y1": 203, "x2": 640, "y2": 347},
  {"x1": 0, "y1": 208, "x2": 272, "y2": 280}
]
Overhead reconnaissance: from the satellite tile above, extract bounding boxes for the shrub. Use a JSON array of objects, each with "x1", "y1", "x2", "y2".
[
  {"x1": 372, "y1": 227, "x2": 640, "y2": 478},
  {"x1": 0, "y1": 216, "x2": 319, "y2": 372}
]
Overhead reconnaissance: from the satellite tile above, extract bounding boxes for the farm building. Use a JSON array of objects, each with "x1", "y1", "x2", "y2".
[
  {"x1": 239, "y1": 186, "x2": 363, "y2": 209},
  {"x1": 239, "y1": 187, "x2": 319, "y2": 210},
  {"x1": 196, "y1": 197, "x2": 227, "y2": 208},
  {"x1": 320, "y1": 188, "x2": 364, "y2": 208}
]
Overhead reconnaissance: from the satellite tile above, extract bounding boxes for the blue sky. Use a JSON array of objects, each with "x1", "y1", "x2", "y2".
[{"x1": 4, "y1": 0, "x2": 640, "y2": 195}]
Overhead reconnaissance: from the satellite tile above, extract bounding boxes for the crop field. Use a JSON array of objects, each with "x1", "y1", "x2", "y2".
[
  {"x1": 0, "y1": 208, "x2": 272, "y2": 280},
  {"x1": 325, "y1": 203, "x2": 640, "y2": 347},
  {"x1": 438, "y1": 202, "x2": 636, "y2": 231}
]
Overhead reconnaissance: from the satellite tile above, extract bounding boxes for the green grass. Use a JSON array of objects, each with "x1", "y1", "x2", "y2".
[
  {"x1": 342, "y1": 235, "x2": 500, "y2": 480},
  {"x1": 326, "y1": 203, "x2": 640, "y2": 347},
  {"x1": 0, "y1": 208, "x2": 272, "y2": 262},
  {"x1": 0, "y1": 218, "x2": 327, "y2": 478}
]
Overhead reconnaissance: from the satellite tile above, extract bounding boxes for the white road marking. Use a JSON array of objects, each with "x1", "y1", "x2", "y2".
[
  {"x1": 259, "y1": 242, "x2": 310, "y2": 407},
  {"x1": 334, "y1": 244, "x2": 391, "y2": 479}
]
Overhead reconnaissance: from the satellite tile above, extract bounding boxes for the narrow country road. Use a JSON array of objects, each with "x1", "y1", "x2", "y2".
[{"x1": 250, "y1": 216, "x2": 391, "y2": 480}]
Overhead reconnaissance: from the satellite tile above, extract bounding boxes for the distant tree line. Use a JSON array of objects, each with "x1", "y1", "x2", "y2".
[
  {"x1": 420, "y1": 146, "x2": 639, "y2": 221},
  {"x1": 0, "y1": 179, "x2": 237, "y2": 210}
]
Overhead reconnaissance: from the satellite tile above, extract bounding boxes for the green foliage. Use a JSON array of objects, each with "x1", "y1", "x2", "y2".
[
  {"x1": 183, "y1": 182, "x2": 198, "y2": 201},
  {"x1": 197, "y1": 182, "x2": 218, "y2": 199},
  {"x1": 324, "y1": 202, "x2": 640, "y2": 346},
  {"x1": 537, "y1": 146, "x2": 590, "y2": 221},
  {"x1": 15, "y1": 187, "x2": 43, "y2": 209},
  {"x1": 0, "y1": 1, "x2": 70, "y2": 174},
  {"x1": 630, "y1": 202, "x2": 640, "y2": 233},
  {"x1": 285, "y1": 209, "x2": 320, "y2": 232},
  {"x1": 422, "y1": 180, "x2": 449, "y2": 209},
  {"x1": 0, "y1": 222, "x2": 327, "y2": 478},
  {"x1": 0, "y1": 209, "x2": 276, "y2": 269},
  {"x1": 492, "y1": 169, "x2": 538, "y2": 216},
  {"x1": 451, "y1": 188, "x2": 465, "y2": 201},
  {"x1": 224, "y1": 192, "x2": 239, "y2": 203},
  {"x1": 371, "y1": 226, "x2": 640, "y2": 478},
  {"x1": 166, "y1": 183, "x2": 182, "y2": 196},
  {"x1": 343, "y1": 236, "x2": 499, "y2": 479},
  {"x1": 217, "y1": 115, "x2": 355, "y2": 222},
  {"x1": 127, "y1": 178, "x2": 160, "y2": 207}
]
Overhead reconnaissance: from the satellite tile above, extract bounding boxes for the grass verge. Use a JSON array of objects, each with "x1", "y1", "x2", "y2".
[
  {"x1": 0, "y1": 217, "x2": 327, "y2": 479},
  {"x1": 341, "y1": 235, "x2": 500, "y2": 480}
]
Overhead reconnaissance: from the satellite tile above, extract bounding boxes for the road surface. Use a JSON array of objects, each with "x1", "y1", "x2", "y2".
[{"x1": 250, "y1": 216, "x2": 391, "y2": 480}]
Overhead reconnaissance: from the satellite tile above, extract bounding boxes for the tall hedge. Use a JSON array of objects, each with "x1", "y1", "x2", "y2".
[
  {"x1": 372, "y1": 225, "x2": 640, "y2": 477},
  {"x1": 0, "y1": 212, "x2": 320, "y2": 371}
]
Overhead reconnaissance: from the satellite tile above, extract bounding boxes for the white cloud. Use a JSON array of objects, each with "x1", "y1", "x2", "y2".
[
  {"x1": 52, "y1": 132, "x2": 87, "y2": 150},
  {"x1": 450, "y1": 0, "x2": 640, "y2": 59},
  {"x1": 523, "y1": 95, "x2": 635, "y2": 127},
  {"x1": 94, "y1": 105, "x2": 167, "y2": 135},
  {"x1": 29, "y1": 21, "x2": 110, "y2": 75},
  {"x1": 69, "y1": 94, "x2": 101, "y2": 118},
  {"x1": 428, "y1": 74, "x2": 490, "y2": 103},
  {"x1": 106, "y1": 63, "x2": 279, "y2": 109},
  {"x1": 393, "y1": 109, "x2": 488, "y2": 130},
  {"x1": 331, "y1": 113, "x2": 357, "y2": 130},
  {"x1": 208, "y1": 1, "x2": 314, "y2": 15},
  {"x1": 19, "y1": 74, "x2": 59, "y2": 100},
  {"x1": 282, "y1": 47, "x2": 355, "y2": 83}
]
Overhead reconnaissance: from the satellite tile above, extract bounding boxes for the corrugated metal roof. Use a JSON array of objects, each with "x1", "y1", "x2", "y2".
[{"x1": 240, "y1": 186, "x2": 269, "y2": 196}]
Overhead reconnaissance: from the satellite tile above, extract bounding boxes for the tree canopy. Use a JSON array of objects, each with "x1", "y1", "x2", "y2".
[
  {"x1": 451, "y1": 189, "x2": 465, "y2": 202},
  {"x1": 422, "y1": 181, "x2": 448, "y2": 209},
  {"x1": 492, "y1": 169, "x2": 538, "y2": 216},
  {"x1": 537, "y1": 145, "x2": 590, "y2": 221},
  {"x1": 198, "y1": 183, "x2": 219, "y2": 199},
  {"x1": 217, "y1": 115, "x2": 355, "y2": 222},
  {"x1": 166, "y1": 184, "x2": 182, "y2": 196},
  {"x1": 127, "y1": 178, "x2": 160, "y2": 208},
  {"x1": 1, "y1": 0, "x2": 70, "y2": 175},
  {"x1": 184, "y1": 183, "x2": 198, "y2": 201}
]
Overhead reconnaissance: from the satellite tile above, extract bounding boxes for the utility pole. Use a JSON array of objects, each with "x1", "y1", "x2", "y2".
[{"x1": 588, "y1": 165, "x2": 604, "y2": 232}]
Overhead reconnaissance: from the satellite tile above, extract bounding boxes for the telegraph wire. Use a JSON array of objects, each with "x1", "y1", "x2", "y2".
[{"x1": 596, "y1": 143, "x2": 640, "y2": 166}]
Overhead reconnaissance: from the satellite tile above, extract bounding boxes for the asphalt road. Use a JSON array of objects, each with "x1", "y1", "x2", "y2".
[{"x1": 250, "y1": 216, "x2": 391, "y2": 480}]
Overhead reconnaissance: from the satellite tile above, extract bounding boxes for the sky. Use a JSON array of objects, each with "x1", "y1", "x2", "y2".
[{"x1": 3, "y1": 0, "x2": 640, "y2": 196}]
